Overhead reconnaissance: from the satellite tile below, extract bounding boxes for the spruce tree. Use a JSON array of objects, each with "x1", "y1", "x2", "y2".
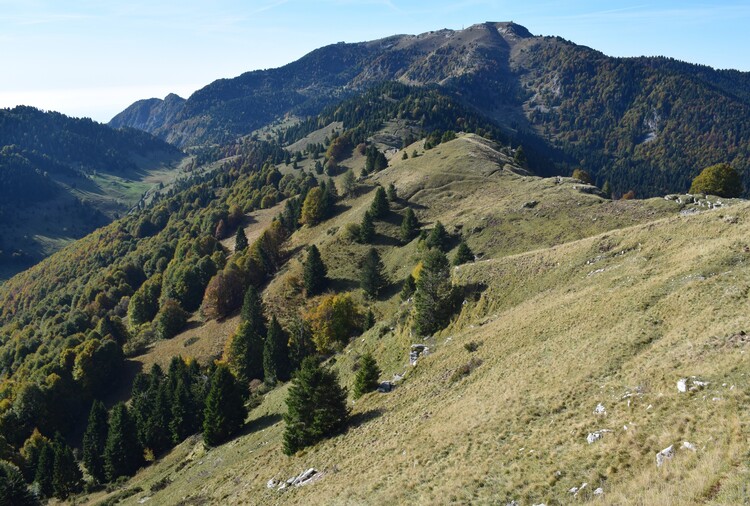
[
  {"x1": 303, "y1": 245, "x2": 328, "y2": 297},
  {"x1": 400, "y1": 274, "x2": 416, "y2": 300},
  {"x1": 360, "y1": 248, "x2": 388, "y2": 299},
  {"x1": 35, "y1": 442, "x2": 54, "y2": 497},
  {"x1": 104, "y1": 402, "x2": 142, "y2": 481},
  {"x1": 52, "y1": 435, "x2": 82, "y2": 500},
  {"x1": 414, "y1": 249, "x2": 455, "y2": 336},
  {"x1": 453, "y1": 240, "x2": 474, "y2": 266},
  {"x1": 425, "y1": 221, "x2": 450, "y2": 252},
  {"x1": 400, "y1": 208, "x2": 419, "y2": 244},
  {"x1": 363, "y1": 308, "x2": 375, "y2": 331},
  {"x1": 202, "y1": 365, "x2": 247, "y2": 447},
  {"x1": 82, "y1": 400, "x2": 108, "y2": 483},
  {"x1": 263, "y1": 316, "x2": 291, "y2": 384},
  {"x1": 283, "y1": 357, "x2": 349, "y2": 455},
  {"x1": 353, "y1": 353, "x2": 381, "y2": 399},
  {"x1": 369, "y1": 186, "x2": 389, "y2": 219},
  {"x1": 287, "y1": 317, "x2": 316, "y2": 372},
  {"x1": 0, "y1": 461, "x2": 37, "y2": 506},
  {"x1": 234, "y1": 227, "x2": 248, "y2": 252},
  {"x1": 386, "y1": 182, "x2": 397, "y2": 202},
  {"x1": 359, "y1": 211, "x2": 375, "y2": 243},
  {"x1": 227, "y1": 286, "x2": 266, "y2": 384},
  {"x1": 170, "y1": 379, "x2": 199, "y2": 444}
]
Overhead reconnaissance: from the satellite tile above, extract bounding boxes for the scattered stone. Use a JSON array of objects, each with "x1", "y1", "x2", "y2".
[
  {"x1": 682, "y1": 441, "x2": 697, "y2": 452},
  {"x1": 410, "y1": 344, "x2": 430, "y2": 366},
  {"x1": 522, "y1": 200, "x2": 538, "y2": 209},
  {"x1": 678, "y1": 377, "x2": 709, "y2": 393},
  {"x1": 569, "y1": 482, "x2": 588, "y2": 496},
  {"x1": 377, "y1": 381, "x2": 394, "y2": 393},
  {"x1": 593, "y1": 403, "x2": 606, "y2": 416},
  {"x1": 594, "y1": 487, "x2": 604, "y2": 496},
  {"x1": 587, "y1": 430, "x2": 611, "y2": 444},
  {"x1": 266, "y1": 479, "x2": 278, "y2": 489},
  {"x1": 656, "y1": 445, "x2": 675, "y2": 467},
  {"x1": 138, "y1": 497, "x2": 151, "y2": 504}
]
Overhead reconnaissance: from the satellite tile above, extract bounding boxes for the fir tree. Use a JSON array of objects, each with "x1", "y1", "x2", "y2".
[
  {"x1": 353, "y1": 353, "x2": 381, "y2": 399},
  {"x1": 283, "y1": 357, "x2": 349, "y2": 455},
  {"x1": 35, "y1": 441, "x2": 54, "y2": 497},
  {"x1": 82, "y1": 400, "x2": 108, "y2": 483},
  {"x1": 263, "y1": 316, "x2": 291, "y2": 384},
  {"x1": 104, "y1": 402, "x2": 142, "y2": 481},
  {"x1": 203, "y1": 365, "x2": 247, "y2": 447},
  {"x1": 369, "y1": 186, "x2": 389, "y2": 219},
  {"x1": 425, "y1": 221, "x2": 450, "y2": 252},
  {"x1": 234, "y1": 227, "x2": 248, "y2": 252},
  {"x1": 359, "y1": 211, "x2": 375, "y2": 243},
  {"x1": 303, "y1": 245, "x2": 328, "y2": 297},
  {"x1": 400, "y1": 208, "x2": 419, "y2": 244},
  {"x1": 360, "y1": 248, "x2": 388, "y2": 299},
  {"x1": 414, "y1": 249, "x2": 455, "y2": 336},
  {"x1": 453, "y1": 240, "x2": 474, "y2": 266},
  {"x1": 52, "y1": 435, "x2": 82, "y2": 500}
]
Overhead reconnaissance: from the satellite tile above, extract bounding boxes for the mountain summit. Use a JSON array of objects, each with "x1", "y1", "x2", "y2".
[{"x1": 111, "y1": 22, "x2": 750, "y2": 198}]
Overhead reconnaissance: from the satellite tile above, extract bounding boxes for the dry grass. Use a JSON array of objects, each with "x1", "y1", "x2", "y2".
[{"x1": 80, "y1": 135, "x2": 750, "y2": 505}]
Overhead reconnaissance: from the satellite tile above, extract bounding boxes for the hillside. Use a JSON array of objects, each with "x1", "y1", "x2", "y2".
[
  {"x1": 110, "y1": 22, "x2": 750, "y2": 199},
  {"x1": 0, "y1": 106, "x2": 186, "y2": 279},
  {"x1": 3, "y1": 77, "x2": 750, "y2": 505},
  {"x1": 72, "y1": 134, "x2": 750, "y2": 505}
]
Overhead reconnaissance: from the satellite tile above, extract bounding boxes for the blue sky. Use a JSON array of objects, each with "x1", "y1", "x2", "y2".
[{"x1": 1, "y1": 0, "x2": 748, "y2": 122}]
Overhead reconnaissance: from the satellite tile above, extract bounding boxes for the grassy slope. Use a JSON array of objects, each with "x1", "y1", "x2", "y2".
[{"x1": 83, "y1": 135, "x2": 750, "y2": 505}]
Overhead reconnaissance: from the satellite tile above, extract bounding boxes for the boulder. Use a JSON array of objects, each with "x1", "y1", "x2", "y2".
[
  {"x1": 587, "y1": 429, "x2": 611, "y2": 444},
  {"x1": 677, "y1": 377, "x2": 710, "y2": 393},
  {"x1": 593, "y1": 403, "x2": 606, "y2": 416},
  {"x1": 656, "y1": 445, "x2": 675, "y2": 467}
]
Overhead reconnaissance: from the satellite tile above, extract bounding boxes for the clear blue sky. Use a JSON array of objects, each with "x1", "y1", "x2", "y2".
[{"x1": 1, "y1": 0, "x2": 748, "y2": 122}]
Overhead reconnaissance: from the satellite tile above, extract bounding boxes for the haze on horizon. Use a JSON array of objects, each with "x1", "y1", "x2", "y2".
[{"x1": 1, "y1": 0, "x2": 749, "y2": 123}]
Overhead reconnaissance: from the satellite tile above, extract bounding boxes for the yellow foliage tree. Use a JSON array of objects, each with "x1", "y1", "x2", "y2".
[{"x1": 305, "y1": 293, "x2": 361, "y2": 352}]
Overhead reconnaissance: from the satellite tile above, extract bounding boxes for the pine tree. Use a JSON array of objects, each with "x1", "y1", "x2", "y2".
[
  {"x1": 283, "y1": 357, "x2": 349, "y2": 455},
  {"x1": 82, "y1": 400, "x2": 108, "y2": 483},
  {"x1": 425, "y1": 221, "x2": 450, "y2": 252},
  {"x1": 360, "y1": 248, "x2": 388, "y2": 299},
  {"x1": 104, "y1": 402, "x2": 142, "y2": 481},
  {"x1": 353, "y1": 353, "x2": 381, "y2": 399},
  {"x1": 35, "y1": 442, "x2": 54, "y2": 497},
  {"x1": 226, "y1": 286, "x2": 266, "y2": 384},
  {"x1": 359, "y1": 211, "x2": 375, "y2": 243},
  {"x1": 52, "y1": 435, "x2": 82, "y2": 500},
  {"x1": 203, "y1": 365, "x2": 247, "y2": 447},
  {"x1": 453, "y1": 241, "x2": 474, "y2": 266},
  {"x1": 400, "y1": 208, "x2": 419, "y2": 244},
  {"x1": 414, "y1": 249, "x2": 455, "y2": 336},
  {"x1": 369, "y1": 186, "x2": 389, "y2": 219},
  {"x1": 263, "y1": 316, "x2": 291, "y2": 384},
  {"x1": 303, "y1": 245, "x2": 328, "y2": 296},
  {"x1": 234, "y1": 227, "x2": 248, "y2": 252},
  {"x1": 0, "y1": 461, "x2": 37, "y2": 506}
]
